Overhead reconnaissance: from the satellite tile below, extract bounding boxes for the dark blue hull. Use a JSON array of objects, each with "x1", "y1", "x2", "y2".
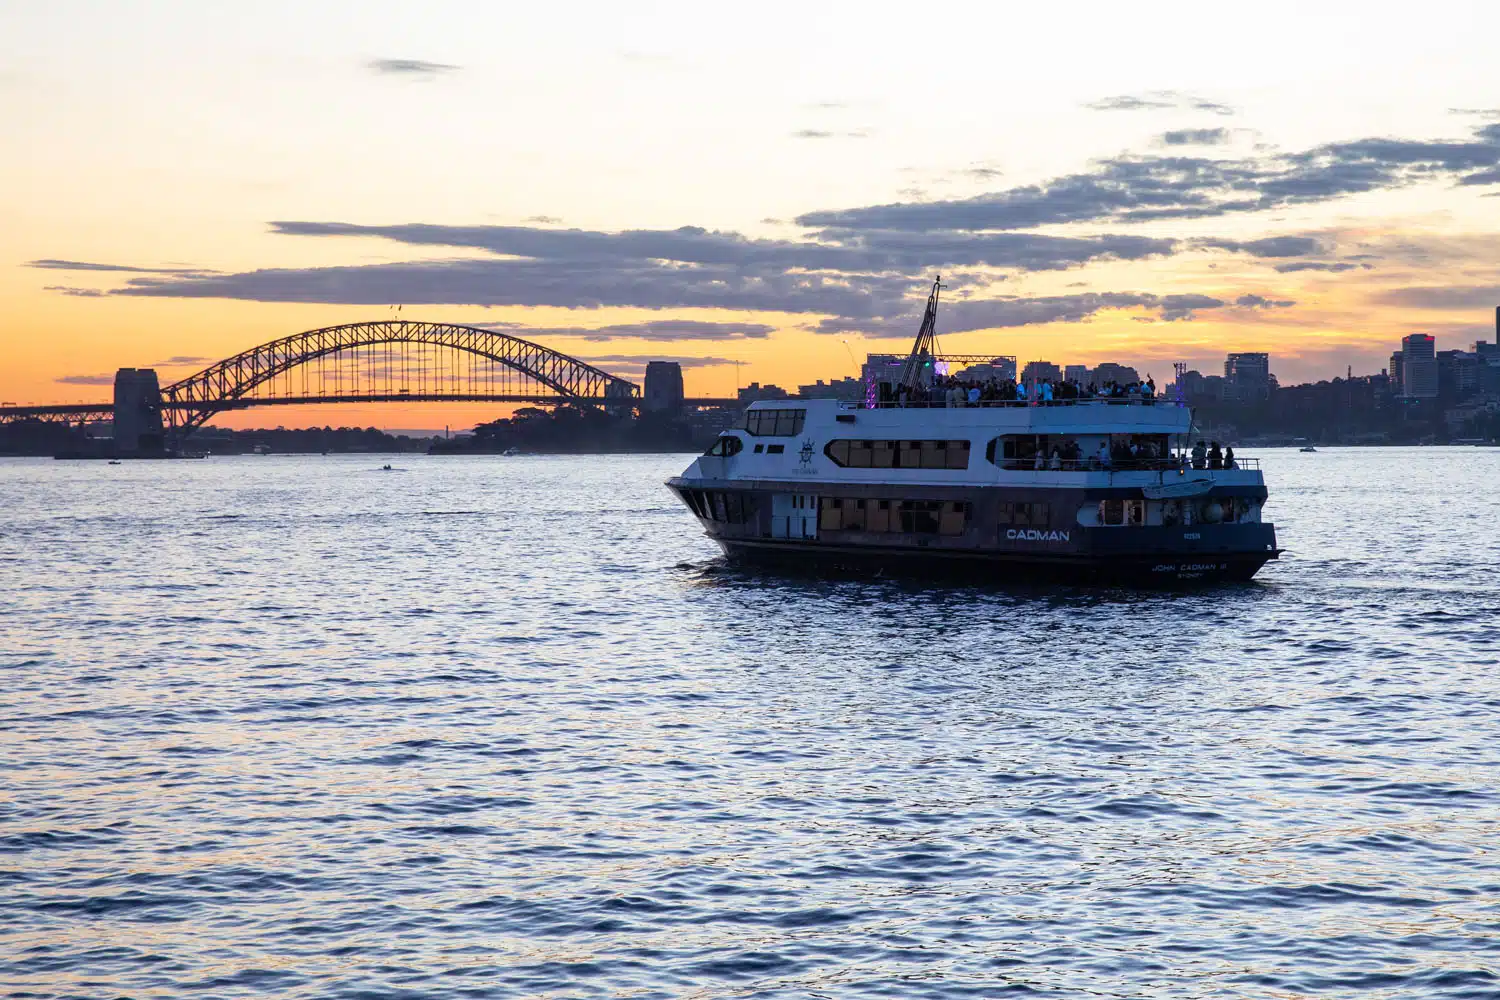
[{"x1": 716, "y1": 537, "x2": 1277, "y2": 586}]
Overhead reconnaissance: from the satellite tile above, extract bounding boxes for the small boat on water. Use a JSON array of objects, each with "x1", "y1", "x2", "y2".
[
  {"x1": 667, "y1": 278, "x2": 1280, "y2": 585},
  {"x1": 1299, "y1": 445, "x2": 1317, "y2": 453}
]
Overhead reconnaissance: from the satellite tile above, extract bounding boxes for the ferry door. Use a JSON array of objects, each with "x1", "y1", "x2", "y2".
[{"x1": 771, "y1": 493, "x2": 818, "y2": 540}]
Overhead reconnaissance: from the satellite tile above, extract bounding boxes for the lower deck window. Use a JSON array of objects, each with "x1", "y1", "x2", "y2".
[
  {"x1": 1097, "y1": 499, "x2": 1145, "y2": 526},
  {"x1": 687, "y1": 489, "x2": 751, "y2": 524},
  {"x1": 819, "y1": 496, "x2": 968, "y2": 535},
  {"x1": 997, "y1": 501, "x2": 1051, "y2": 526}
]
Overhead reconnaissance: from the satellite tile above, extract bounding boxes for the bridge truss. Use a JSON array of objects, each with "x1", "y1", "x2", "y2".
[{"x1": 154, "y1": 320, "x2": 639, "y2": 434}]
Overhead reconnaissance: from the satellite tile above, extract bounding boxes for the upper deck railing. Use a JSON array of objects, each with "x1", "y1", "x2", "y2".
[
  {"x1": 842, "y1": 396, "x2": 1181, "y2": 409},
  {"x1": 998, "y1": 457, "x2": 1262, "y2": 472}
]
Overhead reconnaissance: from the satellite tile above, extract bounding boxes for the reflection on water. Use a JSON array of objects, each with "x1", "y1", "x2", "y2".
[{"x1": 3, "y1": 449, "x2": 1500, "y2": 998}]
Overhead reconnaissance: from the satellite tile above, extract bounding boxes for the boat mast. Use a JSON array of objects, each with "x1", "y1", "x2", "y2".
[{"x1": 897, "y1": 276, "x2": 942, "y2": 391}]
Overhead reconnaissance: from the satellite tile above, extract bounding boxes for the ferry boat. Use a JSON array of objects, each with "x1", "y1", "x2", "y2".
[{"x1": 667, "y1": 281, "x2": 1280, "y2": 584}]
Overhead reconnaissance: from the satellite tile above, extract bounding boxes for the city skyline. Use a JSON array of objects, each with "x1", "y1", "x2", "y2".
[{"x1": 7, "y1": 1, "x2": 1500, "y2": 430}]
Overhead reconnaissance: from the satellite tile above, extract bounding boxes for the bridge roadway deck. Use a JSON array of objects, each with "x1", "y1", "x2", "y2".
[{"x1": 0, "y1": 395, "x2": 741, "y2": 422}]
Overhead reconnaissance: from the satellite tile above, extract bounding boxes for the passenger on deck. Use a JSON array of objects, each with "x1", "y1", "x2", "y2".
[
  {"x1": 1191, "y1": 440, "x2": 1207, "y2": 469},
  {"x1": 967, "y1": 385, "x2": 981, "y2": 406},
  {"x1": 1208, "y1": 441, "x2": 1224, "y2": 470},
  {"x1": 1224, "y1": 446, "x2": 1236, "y2": 469},
  {"x1": 1096, "y1": 440, "x2": 1112, "y2": 469},
  {"x1": 1048, "y1": 448, "x2": 1062, "y2": 470}
]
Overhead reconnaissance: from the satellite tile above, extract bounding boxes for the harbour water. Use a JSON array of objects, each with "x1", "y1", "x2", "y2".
[{"x1": 3, "y1": 448, "x2": 1499, "y2": 998}]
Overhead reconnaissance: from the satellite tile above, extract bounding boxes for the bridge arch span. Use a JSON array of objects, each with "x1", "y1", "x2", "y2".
[{"x1": 161, "y1": 320, "x2": 639, "y2": 433}]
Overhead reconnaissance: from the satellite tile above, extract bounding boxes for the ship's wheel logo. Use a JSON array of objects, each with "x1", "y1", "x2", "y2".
[{"x1": 799, "y1": 439, "x2": 815, "y2": 466}]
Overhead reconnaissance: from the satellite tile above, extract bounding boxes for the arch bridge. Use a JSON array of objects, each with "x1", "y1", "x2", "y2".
[{"x1": 2, "y1": 321, "x2": 652, "y2": 448}]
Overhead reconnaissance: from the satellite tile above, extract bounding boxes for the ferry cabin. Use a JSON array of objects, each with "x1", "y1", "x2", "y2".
[{"x1": 667, "y1": 398, "x2": 1280, "y2": 583}]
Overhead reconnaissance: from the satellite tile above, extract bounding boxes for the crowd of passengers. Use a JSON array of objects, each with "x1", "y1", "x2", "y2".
[
  {"x1": 879, "y1": 376, "x2": 1159, "y2": 407},
  {"x1": 1019, "y1": 439, "x2": 1238, "y2": 471}
]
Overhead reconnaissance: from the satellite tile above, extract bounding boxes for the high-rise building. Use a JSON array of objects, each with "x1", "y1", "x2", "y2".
[
  {"x1": 1092, "y1": 362, "x2": 1140, "y2": 386},
  {"x1": 1064, "y1": 364, "x2": 1090, "y2": 384},
  {"x1": 798, "y1": 377, "x2": 864, "y2": 401},
  {"x1": 1388, "y1": 351, "x2": 1404, "y2": 394},
  {"x1": 1437, "y1": 350, "x2": 1479, "y2": 400},
  {"x1": 1400, "y1": 334, "x2": 1438, "y2": 398},
  {"x1": 955, "y1": 358, "x2": 1018, "y2": 383},
  {"x1": 1020, "y1": 360, "x2": 1061, "y2": 383},
  {"x1": 737, "y1": 382, "x2": 792, "y2": 404},
  {"x1": 642, "y1": 361, "x2": 684, "y2": 412},
  {"x1": 1224, "y1": 352, "x2": 1271, "y2": 401}
]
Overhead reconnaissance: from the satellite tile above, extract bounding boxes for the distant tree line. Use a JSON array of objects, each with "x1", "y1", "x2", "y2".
[{"x1": 430, "y1": 406, "x2": 697, "y2": 454}]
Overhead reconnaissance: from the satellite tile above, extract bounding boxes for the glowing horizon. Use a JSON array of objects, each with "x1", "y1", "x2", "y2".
[{"x1": 5, "y1": 0, "x2": 1500, "y2": 430}]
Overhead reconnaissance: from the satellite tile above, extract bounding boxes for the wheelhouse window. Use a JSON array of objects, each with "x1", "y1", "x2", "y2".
[
  {"x1": 824, "y1": 439, "x2": 970, "y2": 470},
  {"x1": 703, "y1": 435, "x2": 743, "y2": 457},
  {"x1": 744, "y1": 408, "x2": 806, "y2": 436}
]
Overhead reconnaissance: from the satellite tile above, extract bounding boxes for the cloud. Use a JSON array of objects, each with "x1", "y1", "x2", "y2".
[
  {"x1": 154, "y1": 355, "x2": 211, "y2": 366},
  {"x1": 43, "y1": 286, "x2": 106, "y2": 297},
  {"x1": 1272, "y1": 261, "x2": 1368, "y2": 273},
  {"x1": 1234, "y1": 294, "x2": 1295, "y2": 309},
  {"x1": 523, "y1": 215, "x2": 561, "y2": 224},
  {"x1": 791, "y1": 129, "x2": 869, "y2": 139},
  {"x1": 30, "y1": 259, "x2": 209, "y2": 274},
  {"x1": 818, "y1": 290, "x2": 1236, "y2": 335},
  {"x1": 55, "y1": 373, "x2": 115, "y2": 385},
  {"x1": 1199, "y1": 236, "x2": 1324, "y2": 258},
  {"x1": 1160, "y1": 127, "x2": 1231, "y2": 146},
  {"x1": 81, "y1": 215, "x2": 1313, "y2": 336},
  {"x1": 367, "y1": 58, "x2": 458, "y2": 77},
  {"x1": 794, "y1": 121, "x2": 1500, "y2": 232},
  {"x1": 581, "y1": 354, "x2": 736, "y2": 367},
  {"x1": 1375, "y1": 285, "x2": 1500, "y2": 309},
  {"x1": 268, "y1": 219, "x2": 1177, "y2": 272},
  {"x1": 1084, "y1": 91, "x2": 1235, "y2": 115},
  {"x1": 1458, "y1": 167, "x2": 1500, "y2": 185},
  {"x1": 535, "y1": 321, "x2": 775, "y2": 342},
  {"x1": 111, "y1": 259, "x2": 914, "y2": 320}
]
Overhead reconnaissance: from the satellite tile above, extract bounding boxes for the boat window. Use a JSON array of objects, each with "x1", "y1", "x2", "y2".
[
  {"x1": 766, "y1": 444, "x2": 785, "y2": 454},
  {"x1": 989, "y1": 435, "x2": 1087, "y2": 471},
  {"x1": 813, "y1": 497, "x2": 968, "y2": 535},
  {"x1": 691, "y1": 490, "x2": 752, "y2": 524},
  {"x1": 1097, "y1": 499, "x2": 1147, "y2": 526},
  {"x1": 753, "y1": 443, "x2": 764, "y2": 454},
  {"x1": 703, "y1": 435, "x2": 743, "y2": 457},
  {"x1": 998, "y1": 501, "x2": 1051, "y2": 526},
  {"x1": 745, "y1": 408, "x2": 806, "y2": 436},
  {"x1": 824, "y1": 439, "x2": 969, "y2": 470}
]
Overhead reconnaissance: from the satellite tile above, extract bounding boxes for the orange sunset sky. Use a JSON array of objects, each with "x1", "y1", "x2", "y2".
[{"x1": 5, "y1": 1, "x2": 1500, "y2": 431}]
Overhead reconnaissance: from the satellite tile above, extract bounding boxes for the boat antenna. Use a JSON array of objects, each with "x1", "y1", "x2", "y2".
[{"x1": 898, "y1": 275, "x2": 943, "y2": 391}]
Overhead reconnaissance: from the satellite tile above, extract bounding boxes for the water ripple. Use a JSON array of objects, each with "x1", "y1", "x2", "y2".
[{"x1": 4, "y1": 449, "x2": 1500, "y2": 998}]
